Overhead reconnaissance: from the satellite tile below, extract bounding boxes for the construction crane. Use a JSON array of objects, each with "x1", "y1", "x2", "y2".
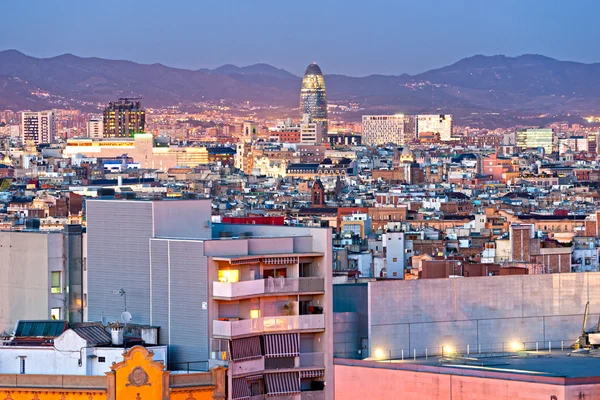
[{"x1": 573, "y1": 301, "x2": 600, "y2": 349}]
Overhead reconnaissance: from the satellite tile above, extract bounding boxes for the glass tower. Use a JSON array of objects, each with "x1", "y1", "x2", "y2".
[{"x1": 300, "y1": 63, "x2": 328, "y2": 132}]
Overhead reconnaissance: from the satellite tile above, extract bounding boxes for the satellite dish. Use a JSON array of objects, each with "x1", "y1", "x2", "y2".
[
  {"x1": 101, "y1": 316, "x2": 108, "y2": 327},
  {"x1": 121, "y1": 311, "x2": 132, "y2": 324}
]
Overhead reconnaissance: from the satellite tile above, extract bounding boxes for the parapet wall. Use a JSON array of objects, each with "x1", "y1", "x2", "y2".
[{"x1": 369, "y1": 272, "x2": 600, "y2": 357}]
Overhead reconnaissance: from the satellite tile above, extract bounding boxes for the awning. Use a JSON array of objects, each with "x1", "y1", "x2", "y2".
[
  {"x1": 232, "y1": 377, "x2": 250, "y2": 400},
  {"x1": 264, "y1": 333, "x2": 299, "y2": 358},
  {"x1": 231, "y1": 336, "x2": 262, "y2": 361},
  {"x1": 300, "y1": 369, "x2": 325, "y2": 379},
  {"x1": 265, "y1": 372, "x2": 300, "y2": 396}
]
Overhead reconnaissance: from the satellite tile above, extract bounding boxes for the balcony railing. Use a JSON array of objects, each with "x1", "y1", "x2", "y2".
[
  {"x1": 213, "y1": 277, "x2": 324, "y2": 299},
  {"x1": 232, "y1": 357, "x2": 265, "y2": 376},
  {"x1": 213, "y1": 314, "x2": 325, "y2": 338},
  {"x1": 299, "y1": 352, "x2": 325, "y2": 368}
]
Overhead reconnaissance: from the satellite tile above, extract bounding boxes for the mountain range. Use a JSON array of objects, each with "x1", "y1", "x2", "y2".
[{"x1": 1, "y1": 50, "x2": 599, "y2": 117}]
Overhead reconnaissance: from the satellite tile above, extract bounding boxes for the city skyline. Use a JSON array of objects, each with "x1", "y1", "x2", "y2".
[{"x1": 2, "y1": 0, "x2": 600, "y2": 76}]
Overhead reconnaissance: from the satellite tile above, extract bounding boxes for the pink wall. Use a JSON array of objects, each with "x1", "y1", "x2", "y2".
[{"x1": 335, "y1": 363, "x2": 600, "y2": 400}]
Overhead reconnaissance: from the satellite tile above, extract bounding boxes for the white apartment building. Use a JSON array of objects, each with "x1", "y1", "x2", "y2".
[
  {"x1": 300, "y1": 114, "x2": 325, "y2": 145},
  {"x1": 361, "y1": 114, "x2": 416, "y2": 146},
  {"x1": 416, "y1": 114, "x2": 453, "y2": 141},
  {"x1": 21, "y1": 111, "x2": 55, "y2": 144},
  {"x1": 87, "y1": 116, "x2": 104, "y2": 138}
]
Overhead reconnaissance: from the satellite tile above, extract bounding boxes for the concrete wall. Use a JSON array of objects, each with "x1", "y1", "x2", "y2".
[
  {"x1": 0, "y1": 231, "x2": 64, "y2": 333},
  {"x1": 333, "y1": 283, "x2": 368, "y2": 359},
  {"x1": 368, "y1": 273, "x2": 600, "y2": 357},
  {"x1": 334, "y1": 362, "x2": 583, "y2": 400}
]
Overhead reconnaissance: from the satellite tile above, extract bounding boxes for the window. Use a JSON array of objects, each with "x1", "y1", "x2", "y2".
[
  {"x1": 218, "y1": 269, "x2": 239, "y2": 283},
  {"x1": 392, "y1": 258, "x2": 398, "y2": 262},
  {"x1": 98, "y1": 357, "x2": 106, "y2": 363},
  {"x1": 19, "y1": 358, "x2": 25, "y2": 374},
  {"x1": 250, "y1": 309, "x2": 260, "y2": 319},
  {"x1": 51, "y1": 271, "x2": 61, "y2": 294},
  {"x1": 51, "y1": 307, "x2": 61, "y2": 320}
]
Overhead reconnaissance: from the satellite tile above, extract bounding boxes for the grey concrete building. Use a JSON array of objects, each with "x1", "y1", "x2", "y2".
[
  {"x1": 0, "y1": 227, "x2": 84, "y2": 333},
  {"x1": 85, "y1": 199, "x2": 333, "y2": 400},
  {"x1": 334, "y1": 273, "x2": 600, "y2": 360}
]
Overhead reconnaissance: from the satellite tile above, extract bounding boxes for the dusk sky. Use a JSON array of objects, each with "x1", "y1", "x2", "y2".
[{"x1": 2, "y1": 0, "x2": 599, "y2": 76}]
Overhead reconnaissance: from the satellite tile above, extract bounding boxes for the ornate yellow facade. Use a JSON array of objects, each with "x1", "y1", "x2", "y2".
[{"x1": 0, "y1": 347, "x2": 225, "y2": 400}]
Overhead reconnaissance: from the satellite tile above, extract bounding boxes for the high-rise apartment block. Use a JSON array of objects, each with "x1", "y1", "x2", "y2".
[
  {"x1": 21, "y1": 111, "x2": 55, "y2": 144},
  {"x1": 517, "y1": 128, "x2": 554, "y2": 154},
  {"x1": 102, "y1": 98, "x2": 145, "y2": 138},
  {"x1": 85, "y1": 199, "x2": 333, "y2": 400},
  {"x1": 416, "y1": 114, "x2": 453, "y2": 141},
  {"x1": 361, "y1": 115, "x2": 416, "y2": 146},
  {"x1": 87, "y1": 116, "x2": 103, "y2": 138}
]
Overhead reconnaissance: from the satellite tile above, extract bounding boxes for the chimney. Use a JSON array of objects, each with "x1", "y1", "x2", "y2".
[{"x1": 110, "y1": 326, "x2": 124, "y2": 346}]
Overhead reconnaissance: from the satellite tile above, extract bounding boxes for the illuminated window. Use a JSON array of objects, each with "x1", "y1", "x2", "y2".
[
  {"x1": 218, "y1": 269, "x2": 239, "y2": 283},
  {"x1": 51, "y1": 307, "x2": 61, "y2": 320},
  {"x1": 51, "y1": 271, "x2": 61, "y2": 293},
  {"x1": 250, "y1": 309, "x2": 260, "y2": 319}
]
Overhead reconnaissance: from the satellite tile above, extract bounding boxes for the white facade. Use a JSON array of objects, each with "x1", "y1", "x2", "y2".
[
  {"x1": 362, "y1": 115, "x2": 415, "y2": 146},
  {"x1": 87, "y1": 116, "x2": 104, "y2": 139},
  {"x1": 300, "y1": 118, "x2": 324, "y2": 145},
  {"x1": 21, "y1": 111, "x2": 55, "y2": 144},
  {"x1": 384, "y1": 231, "x2": 405, "y2": 279},
  {"x1": 0, "y1": 330, "x2": 167, "y2": 375},
  {"x1": 416, "y1": 114, "x2": 452, "y2": 141},
  {"x1": 0, "y1": 231, "x2": 65, "y2": 332}
]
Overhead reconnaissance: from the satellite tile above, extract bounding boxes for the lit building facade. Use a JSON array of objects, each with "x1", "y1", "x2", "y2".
[
  {"x1": 300, "y1": 63, "x2": 328, "y2": 132},
  {"x1": 87, "y1": 116, "x2": 104, "y2": 138},
  {"x1": 416, "y1": 114, "x2": 453, "y2": 141},
  {"x1": 21, "y1": 111, "x2": 55, "y2": 144},
  {"x1": 85, "y1": 199, "x2": 334, "y2": 399},
  {"x1": 103, "y1": 98, "x2": 145, "y2": 138},
  {"x1": 362, "y1": 115, "x2": 416, "y2": 146},
  {"x1": 64, "y1": 134, "x2": 218, "y2": 169},
  {"x1": 517, "y1": 128, "x2": 554, "y2": 154}
]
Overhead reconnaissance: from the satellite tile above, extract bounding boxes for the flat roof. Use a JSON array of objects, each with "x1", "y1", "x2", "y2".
[
  {"x1": 212, "y1": 252, "x2": 324, "y2": 262},
  {"x1": 337, "y1": 350, "x2": 600, "y2": 383}
]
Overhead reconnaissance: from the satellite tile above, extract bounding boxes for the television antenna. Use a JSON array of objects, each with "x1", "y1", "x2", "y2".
[{"x1": 111, "y1": 289, "x2": 127, "y2": 311}]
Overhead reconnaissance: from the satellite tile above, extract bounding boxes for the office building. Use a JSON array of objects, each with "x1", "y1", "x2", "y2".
[
  {"x1": 87, "y1": 116, "x2": 103, "y2": 138},
  {"x1": 64, "y1": 134, "x2": 214, "y2": 169},
  {"x1": 362, "y1": 115, "x2": 416, "y2": 146},
  {"x1": 517, "y1": 128, "x2": 554, "y2": 154},
  {"x1": 300, "y1": 63, "x2": 328, "y2": 132},
  {"x1": 416, "y1": 114, "x2": 453, "y2": 141},
  {"x1": 85, "y1": 199, "x2": 333, "y2": 399},
  {"x1": 21, "y1": 111, "x2": 55, "y2": 144},
  {"x1": 102, "y1": 98, "x2": 145, "y2": 138}
]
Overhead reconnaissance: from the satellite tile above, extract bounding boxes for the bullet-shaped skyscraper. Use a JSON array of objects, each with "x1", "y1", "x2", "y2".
[{"x1": 300, "y1": 63, "x2": 328, "y2": 133}]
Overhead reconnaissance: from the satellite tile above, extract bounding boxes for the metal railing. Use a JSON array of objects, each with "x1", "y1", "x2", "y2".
[
  {"x1": 168, "y1": 360, "x2": 209, "y2": 373},
  {"x1": 370, "y1": 339, "x2": 576, "y2": 362}
]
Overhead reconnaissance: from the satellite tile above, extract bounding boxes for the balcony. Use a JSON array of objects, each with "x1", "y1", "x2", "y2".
[
  {"x1": 232, "y1": 357, "x2": 265, "y2": 376},
  {"x1": 213, "y1": 314, "x2": 325, "y2": 338},
  {"x1": 299, "y1": 352, "x2": 325, "y2": 368},
  {"x1": 213, "y1": 277, "x2": 324, "y2": 300}
]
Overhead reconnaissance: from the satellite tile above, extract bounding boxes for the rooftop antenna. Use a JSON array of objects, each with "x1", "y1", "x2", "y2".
[
  {"x1": 111, "y1": 289, "x2": 127, "y2": 311},
  {"x1": 101, "y1": 316, "x2": 108, "y2": 327}
]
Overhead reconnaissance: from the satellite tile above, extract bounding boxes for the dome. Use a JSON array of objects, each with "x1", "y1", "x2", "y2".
[{"x1": 304, "y1": 63, "x2": 323, "y2": 77}]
